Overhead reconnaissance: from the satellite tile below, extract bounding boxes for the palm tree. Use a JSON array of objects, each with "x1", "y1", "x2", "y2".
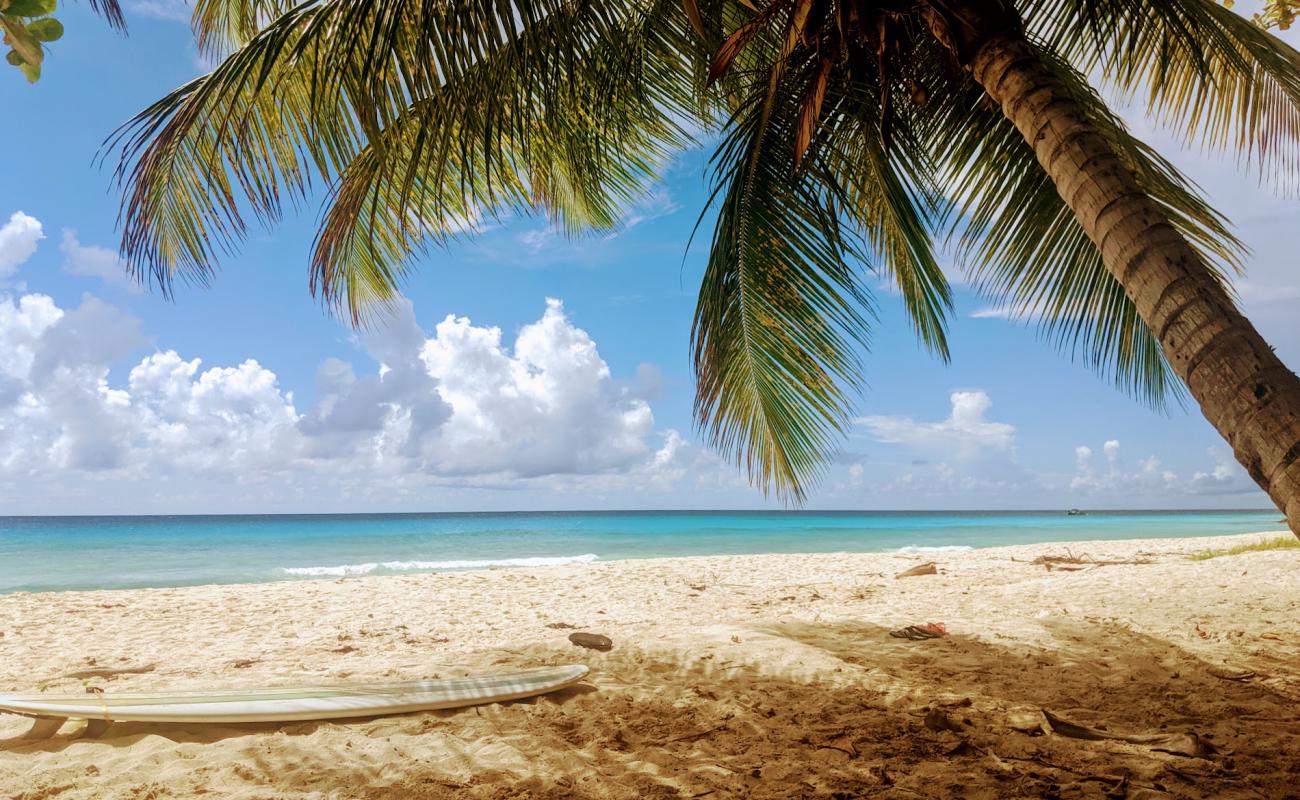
[{"x1": 103, "y1": 0, "x2": 1300, "y2": 532}]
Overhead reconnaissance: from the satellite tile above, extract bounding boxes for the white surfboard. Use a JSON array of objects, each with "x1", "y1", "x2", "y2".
[{"x1": 0, "y1": 664, "x2": 588, "y2": 737}]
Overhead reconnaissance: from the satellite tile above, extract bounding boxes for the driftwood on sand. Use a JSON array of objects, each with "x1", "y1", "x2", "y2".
[
  {"x1": 895, "y1": 562, "x2": 938, "y2": 579},
  {"x1": 1012, "y1": 550, "x2": 1153, "y2": 571},
  {"x1": 1012, "y1": 709, "x2": 1218, "y2": 758}
]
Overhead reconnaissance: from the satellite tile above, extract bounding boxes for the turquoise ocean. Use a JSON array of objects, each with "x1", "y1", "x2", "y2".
[{"x1": 0, "y1": 510, "x2": 1282, "y2": 594}]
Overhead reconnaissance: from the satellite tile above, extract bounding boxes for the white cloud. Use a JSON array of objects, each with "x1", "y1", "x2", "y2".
[
  {"x1": 298, "y1": 300, "x2": 450, "y2": 462},
  {"x1": 969, "y1": 307, "x2": 1018, "y2": 320},
  {"x1": 1189, "y1": 448, "x2": 1258, "y2": 495},
  {"x1": 127, "y1": 351, "x2": 301, "y2": 474},
  {"x1": 0, "y1": 292, "x2": 685, "y2": 502},
  {"x1": 514, "y1": 185, "x2": 679, "y2": 252},
  {"x1": 0, "y1": 293, "x2": 144, "y2": 472},
  {"x1": 0, "y1": 211, "x2": 43, "y2": 281},
  {"x1": 603, "y1": 187, "x2": 680, "y2": 239},
  {"x1": 857, "y1": 390, "x2": 1016, "y2": 455},
  {"x1": 60, "y1": 229, "x2": 138, "y2": 290},
  {"x1": 417, "y1": 297, "x2": 655, "y2": 477},
  {"x1": 1069, "y1": 439, "x2": 1253, "y2": 497},
  {"x1": 518, "y1": 227, "x2": 558, "y2": 253}
]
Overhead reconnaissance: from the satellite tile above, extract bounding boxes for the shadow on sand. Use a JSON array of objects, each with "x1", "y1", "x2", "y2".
[{"x1": 3, "y1": 621, "x2": 1299, "y2": 799}]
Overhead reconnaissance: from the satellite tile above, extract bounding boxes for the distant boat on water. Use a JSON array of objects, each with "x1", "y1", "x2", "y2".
[{"x1": 1066, "y1": 509, "x2": 1086, "y2": 516}]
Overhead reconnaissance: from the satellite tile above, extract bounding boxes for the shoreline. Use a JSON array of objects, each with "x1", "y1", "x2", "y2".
[
  {"x1": 1, "y1": 525, "x2": 1288, "y2": 597},
  {"x1": 2, "y1": 529, "x2": 1298, "y2": 798}
]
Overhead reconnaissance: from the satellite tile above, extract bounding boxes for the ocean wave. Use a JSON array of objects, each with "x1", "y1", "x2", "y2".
[
  {"x1": 281, "y1": 553, "x2": 599, "y2": 577},
  {"x1": 894, "y1": 545, "x2": 973, "y2": 554},
  {"x1": 282, "y1": 562, "x2": 380, "y2": 577}
]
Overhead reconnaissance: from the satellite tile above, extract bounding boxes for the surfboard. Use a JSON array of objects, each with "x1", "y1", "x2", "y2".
[{"x1": 0, "y1": 664, "x2": 588, "y2": 736}]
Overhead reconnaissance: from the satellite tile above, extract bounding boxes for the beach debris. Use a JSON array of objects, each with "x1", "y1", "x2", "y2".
[
  {"x1": 1206, "y1": 665, "x2": 1256, "y2": 682},
  {"x1": 545, "y1": 622, "x2": 578, "y2": 630},
  {"x1": 231, "y1": 659, "x2": 257, "y2": 669},
  {"x1": 1041, "y1": 709, "x2": 1216, "y2": 757},
  {"x1": 895, "y1": 562, "x2": 937, "y2": 579},
  {"x1": 1007, "y1": 707, "x2": 1048, "y2": 734},
  {"x1": 814, "y1": 732, "x2": 859, "y2": 757},
  {"x1": 1014, "y1": 551, "x2": 1153, "y2": 570},
  {"x1": 923, "y1": 708, "x2": 965, "y2": 733},
  {"x1": 568, "y1": 632, "x2": 613, "y2": 651},
  {"x1": 889, "y1": 622, "x2": 947, "y2": 641}
]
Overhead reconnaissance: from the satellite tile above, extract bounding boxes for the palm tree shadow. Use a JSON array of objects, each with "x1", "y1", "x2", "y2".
[{"x1": 4, "y1": 625, "x2": 1298, "y2": 799}]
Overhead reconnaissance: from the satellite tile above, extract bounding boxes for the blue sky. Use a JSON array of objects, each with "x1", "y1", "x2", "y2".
[{"x1": 0, "y1": 1, "x2": 1295, "y2": 514}]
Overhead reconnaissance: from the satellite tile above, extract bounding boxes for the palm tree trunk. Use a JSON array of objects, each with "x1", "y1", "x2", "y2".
[{"x1": 935, "y1": 11, "x2": 1300, "y2": 534}]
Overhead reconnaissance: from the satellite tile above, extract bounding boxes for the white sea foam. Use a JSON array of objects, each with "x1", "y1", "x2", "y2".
[
  {"x1": 894, "y1": 545, "x2": 973, "y2": 554},
  {"x1": 281, "y1": 553, "x2": 599, "y2": 577},
  {"x1": 281, "y1": 563, "x2": 380, "y2": 577}
]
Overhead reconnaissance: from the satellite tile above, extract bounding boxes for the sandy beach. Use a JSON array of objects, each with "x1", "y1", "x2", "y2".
[{"x1": 2, "y1": 530, "x2": 1298, "y2": 799}]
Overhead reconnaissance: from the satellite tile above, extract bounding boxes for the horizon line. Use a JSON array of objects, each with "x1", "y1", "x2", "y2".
[{"x1": 0, "y1": 507, "x2": 1279, "y2": 520}]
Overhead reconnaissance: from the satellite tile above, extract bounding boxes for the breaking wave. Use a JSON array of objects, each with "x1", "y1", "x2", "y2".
[{"x1": 281, "y1": 553, "x2": 599, "y2": 577}]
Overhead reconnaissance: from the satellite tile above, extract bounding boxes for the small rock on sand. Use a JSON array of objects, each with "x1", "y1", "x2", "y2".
[{"x1": 568, "y1": 632, "x2": 613, "y2": 652}]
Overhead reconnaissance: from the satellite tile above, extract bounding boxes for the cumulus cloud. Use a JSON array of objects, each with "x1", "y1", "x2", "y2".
[
  {"x1": 127, "y1": 351, "x2": 301, "y2": 474},
  {"x1": 1069, "y1": 439, "x2": 1255, "y2": 497},
  {"x1": 1071, "y1": 438, "x2": 1175, "y2": 493},
  {"x1": 857, "y1": 391, "x2": 1016, "y2": 455},
  {"x1": 838, "y1": 391, "x2": 1035, "y2": 503},
  {"x1": 418, "y1": 297, "x2": 656, "y2": 476},
  {"x1": 0, "y1": 290, "x2": 685, "y2": 500},
  {"x1": 0, "y1": 211, "x2": 43, "y2": 281},
  {"x1": 0, "y1": 293, "x2": 144, "y2": 472},
  {"x1": 299, "y1": 300, "x2": 450, "y2": 462}
]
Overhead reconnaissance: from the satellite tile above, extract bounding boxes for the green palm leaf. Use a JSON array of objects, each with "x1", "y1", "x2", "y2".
[
  {"x1": 693, "y1": 61, "x2": 873, "y2": 502},
  {"x1": 313, "y1": 0, "x2": 695, "y2": 321},
  {"x1": 1035, "y1": 0, "x2": 1300, "y2": 184},
  {"x1": 107, "y1": 0, "x2": 1300, "y2": 508},
  {"x1": 937, "y1": 38, "x2": 1244, "y2": 407}
]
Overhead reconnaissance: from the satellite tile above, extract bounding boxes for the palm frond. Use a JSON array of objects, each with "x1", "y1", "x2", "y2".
[
  {"x1": 106, "y1": 0, "x2": 363, "y2": 291},
  {"x1": 1033, "y1": 0, "x2": 1300, "y2": 185},
  {"x1": 108, "y1": 0, "x2": 669, "y2": 294},
  {"x1": 937, "y1": 37, "x2": 1245, "y2": 407},
  {"x1": 189, "y1": 0, "x2": 294, "y2": 58},
  {"x1": 86, "y1": 0, "x2": 126, "y2": 31},
  {"x1": 313, "y1": 0, "x2": 696, "y2": 322},
  {"x1": 818, "y1": 44, "x2": 952, "y2": 359},
  {"x1": 693, "y1": 61, "x2": 873, "y2": 503}
]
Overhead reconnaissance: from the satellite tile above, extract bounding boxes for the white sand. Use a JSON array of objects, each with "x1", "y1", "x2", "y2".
[{"x1": 1, "y1": 530, "x2": 1298, "y2": 798}]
